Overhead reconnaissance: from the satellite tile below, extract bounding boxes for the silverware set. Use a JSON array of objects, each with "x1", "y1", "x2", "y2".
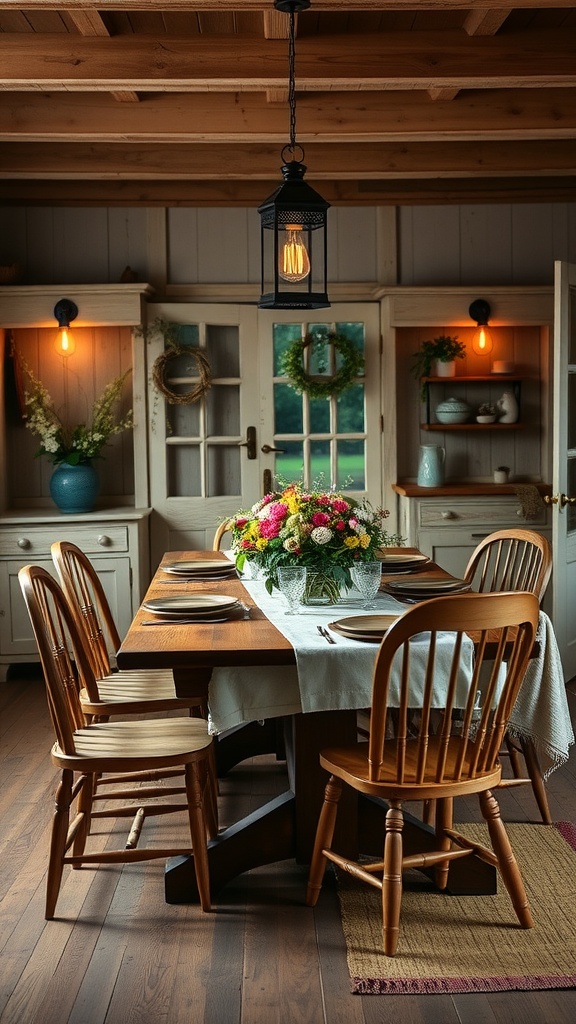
[{"x1": 317, "y1": 624, "x2": 336, "y2": 644}]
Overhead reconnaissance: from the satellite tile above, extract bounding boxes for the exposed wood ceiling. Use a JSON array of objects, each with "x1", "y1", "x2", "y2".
[{"x1": 1, "y1": 1, "x2": 575, "y2": 205}]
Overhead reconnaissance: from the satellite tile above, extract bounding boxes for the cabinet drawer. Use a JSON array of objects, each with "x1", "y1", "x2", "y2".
[
  {"x1": 418, "y1": 500, "x2": 547, "y2": 530},
  {"x1": 0, "y1": 525, "x2": 129, "y2": 558}
]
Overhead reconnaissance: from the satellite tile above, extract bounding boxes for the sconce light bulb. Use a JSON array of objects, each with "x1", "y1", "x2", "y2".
[
  {"x1": 472, "y1": 325, "x2": 494, "y2": 356},
  {"x1": 278, "y1": 224, "x2": 311, "y2": 283},
  {"x1": 56, "y1": 326, "x2": 75, "y2": 357}
]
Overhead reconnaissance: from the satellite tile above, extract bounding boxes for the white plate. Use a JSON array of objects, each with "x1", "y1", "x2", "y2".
[
  {"x1": 384, "y1": 578, "x2": 471, "y2": 598},
  {"x1": 163, "y1": 559, "x2": 233, "y2": 574},
  {"x1": 377, "y1": 553, "x2": 430, "y2": 573},
  {"x1": 143, "y1": 594, "x2": 239, "y2": 616},
  {"x1": 328, "y1": 613, "x2": 400, "y2": 642}
]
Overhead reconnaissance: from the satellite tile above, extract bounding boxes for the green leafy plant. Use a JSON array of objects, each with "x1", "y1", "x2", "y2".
[
  {"x1": 411, "y1": 335, "x2": 466, "y2": 398},
  {"x1": 478, "y1": 402, "x2": 496, "y2": 416}
]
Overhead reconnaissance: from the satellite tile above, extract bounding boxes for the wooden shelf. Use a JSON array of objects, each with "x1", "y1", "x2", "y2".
[
  {"x1": 422, "y1": 374, "x2": 526, "y2": 384},
  {"x1": 421, "y1": 422, "x2": 527, "y2": 431}
]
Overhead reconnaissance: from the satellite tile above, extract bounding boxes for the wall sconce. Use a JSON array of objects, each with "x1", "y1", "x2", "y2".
[
  {"x1": 469, "y1": 299, "x2": 494, "y2": 356},
  {"x1": 54, "y1": 298, "x2": 78, "y2": 356},
  {"x1": 257, "y1": 0, "x2": 330, "y2": 310}
]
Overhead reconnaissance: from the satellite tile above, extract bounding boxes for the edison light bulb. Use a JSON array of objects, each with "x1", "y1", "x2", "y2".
[
  {"x1": 55, "y1": 326, "x2": 75, "y2": 357},
  {"x1": 279, "y1": 224, "x2": 311, "y2": 283},
  {"x1": 472, "y1": 325, "x2": 494, "y2": 356}
]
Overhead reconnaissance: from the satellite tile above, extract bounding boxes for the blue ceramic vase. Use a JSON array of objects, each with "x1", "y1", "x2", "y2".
[{"x1": 49, "y1": 461, "x2": 100, "y2": 514}]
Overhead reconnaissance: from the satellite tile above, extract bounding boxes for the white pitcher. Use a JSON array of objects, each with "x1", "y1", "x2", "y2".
[
  {"x1": 497, "y1": 390, "x2": 519, "y2": 424},
  {"x1": 417, "y1": 444, "x2": 445, "y2": 487}
]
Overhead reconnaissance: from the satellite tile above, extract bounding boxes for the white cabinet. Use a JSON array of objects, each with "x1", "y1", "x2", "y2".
[
  {"x1": 396, "y1": 492, "x2": 551, "y2": 604},
  {"x1": 0, "y1": 509, "x2": 151, "y2": 679}
]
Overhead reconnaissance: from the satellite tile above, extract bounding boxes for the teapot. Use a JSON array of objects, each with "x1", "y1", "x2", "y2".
[{"x1": 497, "y1": 391, "x2": 519, "y2": 424}]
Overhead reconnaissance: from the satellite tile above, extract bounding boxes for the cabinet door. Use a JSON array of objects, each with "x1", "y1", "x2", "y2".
[
  {"x1": 0, "y1": 556, "x2": 132, "y2": 659},
  {"x1": 416, "y1": 530, "x2": 477, "y2": 578}
]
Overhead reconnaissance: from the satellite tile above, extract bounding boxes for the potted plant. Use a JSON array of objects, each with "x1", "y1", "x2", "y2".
[
  {"x1": 476, "y1": 402, "x2": 497, "y2": 424},
  {"x1": 411, "y1": 335, "x2": 466, "y2": 399}
]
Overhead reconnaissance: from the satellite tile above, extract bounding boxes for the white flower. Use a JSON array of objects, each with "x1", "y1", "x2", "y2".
[
  {"x1": 311, "y1": 526, "x2": 332, "y2": 545},
  {"x1": 283, "y1": 536, "x2": 300, "y2": 553}
]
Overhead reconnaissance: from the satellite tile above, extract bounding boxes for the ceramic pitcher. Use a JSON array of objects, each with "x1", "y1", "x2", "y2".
[
  {"x1": 417, "y1": 444, "x2": 445, "y2": 487},
  {"x1": 497, "y1": 390, "x2": 519, "y2": 424}
]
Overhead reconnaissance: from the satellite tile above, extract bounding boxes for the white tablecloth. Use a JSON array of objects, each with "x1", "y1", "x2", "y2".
[{"x1": 208, "y1": 579, "x2": 574, "y2": 776}]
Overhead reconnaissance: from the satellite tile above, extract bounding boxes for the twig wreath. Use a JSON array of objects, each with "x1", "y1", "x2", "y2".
[
  {"x1": 282, "y1": 332, "x2": 364, "y2": 399},
  {"x1": 149, "y1": 319, "x2": 212, "y2": 405}
]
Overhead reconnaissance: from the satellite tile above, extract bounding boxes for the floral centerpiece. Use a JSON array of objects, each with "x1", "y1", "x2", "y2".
[
  {"x1": 23, "y1": 367, "x2": 134, "y2": 466},
  {"x1": 229, "y1": 482, "x2": 403, "y2": 603}
]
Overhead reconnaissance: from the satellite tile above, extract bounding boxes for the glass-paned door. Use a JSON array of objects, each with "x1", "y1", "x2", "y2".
[
  {"x1": 258, "y1": 305, "x2": 382, "y2": 503},
  {"x1": 146, "y1": 303, "x2": 259, "y2": 568}
]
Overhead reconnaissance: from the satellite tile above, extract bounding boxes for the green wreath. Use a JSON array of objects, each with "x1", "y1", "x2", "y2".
[{"x1": 282, "y1": 332, "x2": 364, "y2": 399}]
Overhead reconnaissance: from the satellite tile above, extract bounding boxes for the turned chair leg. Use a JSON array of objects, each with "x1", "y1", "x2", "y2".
[
  {"x1": 479, "y1": 789, "x2": 534, "y2": 929},
  {"x1": 382, "y1": 802, "x2": 404, "y2": 957},
  {"x1": 306, "y1": 775, "x2": 343, "y2": 907}
]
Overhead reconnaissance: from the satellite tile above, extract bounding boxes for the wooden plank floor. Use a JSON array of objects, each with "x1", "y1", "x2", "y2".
[{"x1": 1, "y1": 667, "x2": 575, "y2": 1024}]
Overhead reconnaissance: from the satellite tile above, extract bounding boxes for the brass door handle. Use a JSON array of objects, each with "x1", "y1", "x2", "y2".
[
  {"x1": 544, "y1": 492, "x2": 576, "y2": 508},
  {"x1": 261, "y1": 443, "x2": 286, "y2": 454}
]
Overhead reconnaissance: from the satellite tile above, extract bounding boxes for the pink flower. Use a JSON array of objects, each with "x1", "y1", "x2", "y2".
[
  {"x1": 311, "y1": 512, "x2": 330, "y2": 527},
  {"x1": 267, "y1": 501, "x2": 288, "y2": 520},
  {"x1": 316, "y1": 494, "x2": 330, "y2": 505},
  {"x1": 349, "y1": 517, "x2": 359, "y2": 529},
  {"x1": 259, "y1": 517, "x2": 281, "y2": 539},
  {"x1": 234, "y1": 516, "x2": 248, "y2": 529},
  {"x1": 335, "y1": 520, "x2": 345, "y2": 531},
  {"x1": 331, "y1": 499, "x2": 350, "y2": 513}
]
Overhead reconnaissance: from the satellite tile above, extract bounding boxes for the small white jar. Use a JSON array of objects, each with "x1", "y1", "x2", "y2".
[{"x1": 493, "y1": 468, "x2": 510, "y2": 484}]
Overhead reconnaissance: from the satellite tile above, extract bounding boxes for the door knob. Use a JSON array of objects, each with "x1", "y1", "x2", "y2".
[
  {"x1": 544, "y1": 492, "x2": 576, "y2": 508},
  {"x1": 261, "y1": 444, "x2": 286, "y2": 454}
]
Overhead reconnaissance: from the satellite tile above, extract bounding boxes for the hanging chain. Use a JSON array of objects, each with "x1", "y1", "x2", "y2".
[{"x1": 288, "y1": 9, "x2": 297, "y2": 154}]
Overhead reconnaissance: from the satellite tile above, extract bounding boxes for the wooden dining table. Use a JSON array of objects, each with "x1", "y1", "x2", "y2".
[{"x1": 117, "y1": 549, "x2": 498, "y2": 903}]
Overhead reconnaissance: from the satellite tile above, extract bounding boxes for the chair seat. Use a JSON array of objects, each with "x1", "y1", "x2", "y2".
[
  {"x1": 52, "y1": 716, "x2": 213, "y2": 773},
  {"x1": 319, "y1": 738, "x2": 502, "y2": 802},
  {"x1": 80, "y1": 668, "x2": 196, "y2": 714}
]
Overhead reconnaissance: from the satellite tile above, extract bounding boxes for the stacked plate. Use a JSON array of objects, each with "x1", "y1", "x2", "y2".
[
  {"x1": 162, "y1": 558, "x2": 237, "y2": 581},
  {"x1": 143, "y1": 594, "x2": 239, "y2": 622},
  {"x1": 377, "y1": 552, "x2": 430, "y2": 574},
  {"x1": 328, "y1": 613, "x2": 400, "y2": 642},
  {"x1": 382, "y1": 576, "x2": 471, "y2": 601}
]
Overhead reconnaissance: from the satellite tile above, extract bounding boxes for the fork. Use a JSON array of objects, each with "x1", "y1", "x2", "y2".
[{"x1": 317, "y1": 624, "x2": 336, "y2": 644}]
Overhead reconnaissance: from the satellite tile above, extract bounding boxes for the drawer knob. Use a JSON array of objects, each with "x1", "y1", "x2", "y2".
[
  {"x1": 97, "y1": 534, "x2": 112, "y2": 547},
  {"x1": 17, "y1": 537, "x2": 31, "y2": 550},
  {"x1": 441, "y1": 510, "x2": 456, "y2": 520}
]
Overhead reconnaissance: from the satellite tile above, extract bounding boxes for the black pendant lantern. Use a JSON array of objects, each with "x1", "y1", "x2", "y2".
[{"x1": 258, "y1": 0, "x2": 330, "y2": 310}]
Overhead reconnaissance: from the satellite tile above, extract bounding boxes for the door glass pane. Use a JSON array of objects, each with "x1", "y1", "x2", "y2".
[
  {"x1": 168, "y1": 402, "x2": 200, "y2": 438},
  {"x1": 569, "y1": 288, "x2": 576, "y2": 364},
  {"x1": 273, "y1": 323, "x2": 302, "y2": 375},
  {"x1": 568, "y1": 371, "x2": 576, "y2": 451},
  {"x1": 207, "y1": 385, "x2": 240, "y2": 435},
  {"x1": 310, "y1": 440, "x2": 330, "y2": 484},
  {"x1": 337, "y1": 384, "x2": 364, "y2": 433},
  {"x1": 309, "y1": 396, "x2": 330, "y2": 433},
  {"x1": 168, "y1": 445, "x2": 200, "y2": 497},
  {"x1": 337, "y1": 440, "x2": 365, "y2": 489},
  {"x1": 275, "y1": 440, "x2": 304, "y2": 482},
  {"x1": 207, "y1": 445, "x2": 241, "y2": 497},
  {"x1": 206, "y1": 324, "x2": 240, "y2": 377},
  {"x1": 274, "y1": 383, "x2": 303, "y2": 433}
]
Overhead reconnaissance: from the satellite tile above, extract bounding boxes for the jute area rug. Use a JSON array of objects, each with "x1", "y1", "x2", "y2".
[{"x1": 337, "y1": 821, "x2": 576, "y2": 994}]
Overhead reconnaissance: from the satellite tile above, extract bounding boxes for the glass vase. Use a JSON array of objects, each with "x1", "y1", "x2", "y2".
[{"x1": 302, "y1": 569, "x2": 346, "y2": 606}]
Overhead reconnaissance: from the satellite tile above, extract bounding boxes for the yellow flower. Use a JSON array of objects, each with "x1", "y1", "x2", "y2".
[
  {"x1": 283, "y1": 488, "x2": 300, "y2": 515},
  {"x1": 359, "y1": 533, "x2": 371, "y2": 548},
  {"x1": 255, "y1": 537, "x2": 268, "y2": 551},
  {"x1": 344, "y1": 536, "x2": 360, "y2": 548}
]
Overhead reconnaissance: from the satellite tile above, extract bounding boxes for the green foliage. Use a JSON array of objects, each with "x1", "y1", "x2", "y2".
[
  {"x1": 411, "y1": 335, "x2": 466, "y2": 399},
  {"x1": 282, "y1": 332, "x2": 364, "y2": 400}
]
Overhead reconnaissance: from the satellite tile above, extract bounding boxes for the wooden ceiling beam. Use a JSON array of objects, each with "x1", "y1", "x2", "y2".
[
  {"x1": 1, "y1": 2, "x2": 574, "y2": 11},
  {"x1": 3, "y1": 89, "x2": 576, "y2": 143},
  {"x1": 2, "y1": 176, "x2": 576, "y2": 208},
  {"x1": 0, "y1": 31, "x2": 574, "y2": 92},
  {"x1": 2, "y1": 139, "x2": 576, "y2": 179}
]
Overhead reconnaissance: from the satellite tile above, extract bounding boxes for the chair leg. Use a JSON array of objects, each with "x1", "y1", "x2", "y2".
[
  {"x1": 306, "y1": 775, "x2": 343, "y2": 907},
  {"x1": 434, "y1": 797, "x2": 453, "y2": 891},
  {"x1": 46, "y1": 770, "x2": 73, "y2": 920},
  {"x1": 422, "y1": 798, "x2": 436, "y2": 825},
  {"x1": 382, "y1": 802, "x2": 404, "y2": 957},
  {"x1": 73, "y1": 773, "x2": 94, "y2": 859},
  {"x1": 479, "y1": 789, "x2": 533, "y2": 929},
  {"x1": 504, "y1": 733, "x2": 524, "y2": 778},
  {"x1": 519, "y1": 737, "x2": 553, "y2": 824},
  {"x1": 184, "y1": 761, "x2": 212, "y2": 912}
]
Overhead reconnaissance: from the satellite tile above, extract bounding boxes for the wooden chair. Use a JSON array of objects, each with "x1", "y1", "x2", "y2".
[
  {"x1": 213, "y1": 520, "x2": 232, "y2": 551},
  {"x1": 18, "y1": 564, "x2": 217, "y2": 919},
  {"x1": 51, "y1": 540, "x2": 206, "y2": 720},
  {"x1": 463, "y1": 528, "x2": 553, "y2": 823},
  {"x1": 306, "y1": 591, "x2": 539, "y2": 956}
]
